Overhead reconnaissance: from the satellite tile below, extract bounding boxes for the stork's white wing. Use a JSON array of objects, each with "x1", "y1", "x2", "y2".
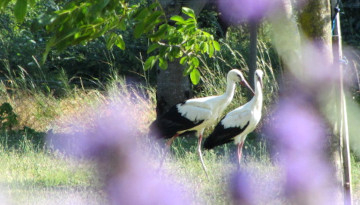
[
  {"x1": 176, "y1": 102, "x2": 212, "y2": 122},
  {"x1": 221, "y1": 108, "x2": 251, "y2": 129}
]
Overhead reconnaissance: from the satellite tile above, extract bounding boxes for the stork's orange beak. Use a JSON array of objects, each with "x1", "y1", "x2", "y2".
[{"x1": 240, "y1": 80, "x2": 255, "y2": 95}]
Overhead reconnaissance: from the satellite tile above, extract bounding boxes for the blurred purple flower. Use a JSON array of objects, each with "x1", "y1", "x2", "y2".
[
  {"x1": 47, "y1": 100, "x2": 189, "y2": 205},
  {"x1": 47, "y1": 101, "x2": 140, "y2": 157},
  {"x1": 266, "y1": 92, "x2": 336, "y2": 205},
  {"x1": 217, "y1": 0, "x2": 282, "y2": 23},
  {"x1": 300, "y1": 42, "x2": 339, "y2": 87},
  {"x1": 230, "y1": 171, "x2": 255, "y2": 205},
  {"x1": 107, "y1": 167, "x2": 188, "y2": 205}
]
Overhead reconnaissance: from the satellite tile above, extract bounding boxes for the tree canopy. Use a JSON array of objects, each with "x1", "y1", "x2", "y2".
[{"x1": 1, "y1": 0, "x2": 221, "y2": 85}]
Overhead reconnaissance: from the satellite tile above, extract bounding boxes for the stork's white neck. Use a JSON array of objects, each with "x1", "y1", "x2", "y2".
[
  {"x1": 223, "y1": 79, "x2": 236, "y2": 102},
  {"x1": 250, "y1": 78, "x2": 263, "y2": 109}
]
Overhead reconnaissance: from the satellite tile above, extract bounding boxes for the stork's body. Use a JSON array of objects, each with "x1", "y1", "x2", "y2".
[
  {"x1": 149, "y1": 69, "x2": 254, "y2": 174},
  {"x1": 203, "y1": 70, "x2": 264, "y2": 165}
]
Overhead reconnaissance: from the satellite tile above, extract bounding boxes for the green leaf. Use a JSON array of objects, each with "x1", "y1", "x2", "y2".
[
  {"x1": 175, "y1": 50, "x2": 183, "y2": 58},
  {"x1": 148, "y1": 2, "x2": 159, "y2": 10},
  {"x1": 180, "y1": 56, "x2": 187, "y2": 65},
  {"x1": 158, "y1": 46, "x2": 167, "y2": 57},
  {"x1": 74, "y1": 32, "x2": 81, "y2": 39},
  {"x1": 144, "y1": 56, "x2": 157, "y2": 71},
  {"x1": 14, "y1": 0, "x2": 27, "y2": 23},
  {"x1": 149, "y1": 24, "x2": 168, "y2": 41},
  {"x1": 115, "y1": 35, "x2": 125, "y2": 50},
  {"x1": 200, "y1": 42, "x2": 207, "y2": 54},
  {"x1": 158, "y1": 57, "x2": 168, "y2": 70},
  {"x1": 119, "y1": 18, "x2": 126, "y2": 30},
  {"x1": 170, "y1": 15, "x2": 186, "y2": 24},
  {"x1": 202, "y1": 31, "x2": 211, "y2": 37},
  {"x1": 213, "y1": 40, "x2": 221, "y2": 51},
  {"x1": 190, "y1": 68, "x2": 201, "y2": 85},
  {"x1": 0, "y1": 0, "x2": 11, "y2": 10},
  {"x1": 143, "y1": 10, "x2": 163, "y2": 32},
  {"x1": 191, "y1": 57, "x2": 199, "y2": 67},
  {"x1": 208, "y1": 44, "x2": 214, "y2": 57},
  {"x1": 28, "y1": 0, "x2": 35, "y2": 6},
  {"x1": 106, "y1": 33, "x2": 117, "y2": 49},
  {"x1": 147, "y1": 43, "x2": 160, "y2": 54},
  {"x1": 183, "y1": 65, "x2": 194, "y2": 76},
  {"x1": 182, "y1": 7, "x2": 195, "y2": 19},
  {"x1": 134, "y1": 22, "x2": 144, "y2": 38},
  {"x1": 134, "y1": 7, "x2": 149, "y2": 20},
  {"x1": 92, "y1": 0, "x2": 110, "y2": 13}
]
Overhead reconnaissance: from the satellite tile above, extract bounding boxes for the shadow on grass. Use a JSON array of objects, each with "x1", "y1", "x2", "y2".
[
  {"x1": 165, "y1": 132, "x2": 270, "y2": 163},
  {"x1": 0, "y1": 127, "x2": 46, "y2": 151}
]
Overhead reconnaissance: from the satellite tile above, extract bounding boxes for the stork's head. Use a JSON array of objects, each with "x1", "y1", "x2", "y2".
[
  {"x1": 255, "y1": 69, "x2": 264, "y2": 88},
  {"x1": 228, "y1": 69, "x2": 255, "y2": 95}
]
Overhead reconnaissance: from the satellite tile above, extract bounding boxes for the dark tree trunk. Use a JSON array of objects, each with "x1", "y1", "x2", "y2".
[
  {"x1": 248, "y1": 21, "x2": 259, "y2": 89},
  {"x1": 155, "y1": 0, "x2": 208, "y2": 117},
  {"x1": 155, "y1": 61, "x2": 191, "y2": 116}
]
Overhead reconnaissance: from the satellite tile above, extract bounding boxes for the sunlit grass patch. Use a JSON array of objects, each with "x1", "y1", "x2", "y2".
[
  {"x1": 0, "y1": 148, "x2": 103, "y2": 205},
  {"x1": 6, "y1": 186, "x2": 106, "y2": 205},
  {"x1": 352, "y1": 155, "x2": 360, "y2": 203},
  {"x1": 0, "y1": 150, "x2": 97, "y2": 188}
]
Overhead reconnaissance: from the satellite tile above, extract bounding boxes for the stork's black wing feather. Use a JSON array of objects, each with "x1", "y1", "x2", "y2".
[
  {"x1": 203, "y1": 121, "x2": 249, "y2": 150},
  {"x1": 149, "y1": 104, "x2": 204, "y2": 139}
]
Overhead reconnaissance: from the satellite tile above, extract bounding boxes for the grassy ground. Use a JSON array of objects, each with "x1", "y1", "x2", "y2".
[
  {"x1": 0, "y1": 139, "x2": 281, "y2": 204},
  {"x1": 0, "y1": 75, "x2": 360, "y2": 204},
  {"x1": 160, "y1": 138, "x2": 285, "y2": 204},
  {"x1": 0, "y1": 136, "x2": 359, "y2": 204},
  {"x1": 0, "y1": 148, "x2": 104, "y2": 205},
  {"x1": 352, "y1": 155, "x2": 360, "y2": 203},
  {"x1": 2, "y1": 139, "x2": 359, "y2": 204}
]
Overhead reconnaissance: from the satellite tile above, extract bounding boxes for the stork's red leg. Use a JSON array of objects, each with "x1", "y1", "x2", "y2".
[
  {"x1": 198, "y1": 134, "x2": 209, "y2": 178},
  {"x1": 158, "y1": 134, "x2": 179, "y2": 170},
  {"x1": 237, "y1": 141, "x2": 244, "y2": 166},
  {"x1": 166, "y1": 134, "x2": 178, "y2": 147}
]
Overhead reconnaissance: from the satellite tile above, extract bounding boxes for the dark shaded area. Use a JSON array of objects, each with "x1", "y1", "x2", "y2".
[
  {"x1": 149, "y1": 103, "x2": 204, "y2": 139},
  {"x1": 204, "y1": 121, "x2": 249, "y2": 150},
  {"x1": 0, "y1": 103, "x2": 46, "y2": 150},
  {"x1": 341, "y1": 0, "x2": 360, "y2": 48},
  {"x1": 0, "y1": 126, "x2": 46, "y2": 150}
]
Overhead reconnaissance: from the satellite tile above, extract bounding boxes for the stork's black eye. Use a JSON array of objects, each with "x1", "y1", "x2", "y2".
[{"x1": 237, "y1": 74, "x2": 242, "y2": 79}]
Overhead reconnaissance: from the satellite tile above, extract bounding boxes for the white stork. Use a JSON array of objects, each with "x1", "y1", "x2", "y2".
[
  {"x1": 203, "y1": 69, "x2": 264, "y2": 165},
  {"x1": 149, "y1": 69, "x2": 254, "y2": 174}
]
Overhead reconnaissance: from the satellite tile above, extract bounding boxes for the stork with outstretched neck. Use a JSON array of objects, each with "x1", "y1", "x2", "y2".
[
  {"x1": 203, "y1": 69, "x2": 264, "y2": 165},
  {"x1": 149, "y1": 69, "x2": 254, "y2": 174}
]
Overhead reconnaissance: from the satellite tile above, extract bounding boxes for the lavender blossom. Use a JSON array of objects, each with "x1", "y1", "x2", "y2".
[
  {"x1": 217, "y1": 0, "x2": 282, "y2": 23},
  {"x1": 230, "y1": 171, "x2": 255, "y2": 205},
  {"x1": 267, "y1": 92, "x2": 337, "y2": 205},
  {"x1": 47, "y1": 100, "x2": 189, "y2": 205}
]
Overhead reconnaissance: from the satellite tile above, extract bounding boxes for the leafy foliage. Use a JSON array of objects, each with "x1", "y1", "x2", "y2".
[
  {"x1": 0, "y1": 102, "x2": 45, "y2": 149},
  {"x1": 0, "y1": 0, "x2": 37, "y2": 23},
  {"x1": 0, "y1": 102, "x2": 18, "y2": 130},
  {"x1": 42, "y1": 0, "x2": 136, "y2": 63},
  {"x1": 0, "y1": 103, "x2": 45, "y2": 151},
  {"x1": 136, "y1": 6, "x2": 220, "y2": 84},
  {"x1": 38, "y1": 1, "x2": 220, "y2": 85}
]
